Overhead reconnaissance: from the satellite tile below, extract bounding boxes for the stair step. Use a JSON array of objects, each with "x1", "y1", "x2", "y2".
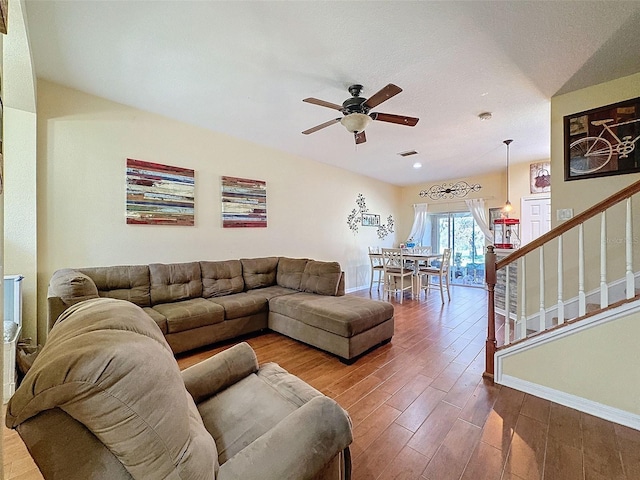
[{"x1": 586, "y1": 303, "x2": 600, "y2": 313}]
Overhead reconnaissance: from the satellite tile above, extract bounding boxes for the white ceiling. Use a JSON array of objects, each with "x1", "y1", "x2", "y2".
[{"x1": 23, "y1": 1, "x2": 640, "y2": 186}]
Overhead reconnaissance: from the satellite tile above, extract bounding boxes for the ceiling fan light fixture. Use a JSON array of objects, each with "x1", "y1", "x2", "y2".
[{"x1": 341, "y1": 113, "x2": 372, "y2": 133}]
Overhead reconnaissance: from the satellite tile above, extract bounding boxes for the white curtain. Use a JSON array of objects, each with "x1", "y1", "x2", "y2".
[
  {"x1": 407, "y1": 203, "x2": 429, "y2": 245},
  {"x1": 465, "y1": 198, "x2": 492, "y2": 246}
]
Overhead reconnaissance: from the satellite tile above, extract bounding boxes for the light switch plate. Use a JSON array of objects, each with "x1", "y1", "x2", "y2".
[{"x1": 557, "y1": 208, "x2": 574, "y2": 221}]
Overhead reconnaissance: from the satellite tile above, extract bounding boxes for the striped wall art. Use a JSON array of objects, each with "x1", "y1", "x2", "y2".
[
  {"x1": 126, "y1": 158, "x2": 195, "y2": 225},
  {"x1": 221, "y1": 176, "x2": 267, "y2": 228}
]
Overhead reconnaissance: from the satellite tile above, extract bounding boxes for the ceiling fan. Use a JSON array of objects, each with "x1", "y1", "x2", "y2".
[{"x1": 302, "y1": 83, "x2": 419, "y2": 144}]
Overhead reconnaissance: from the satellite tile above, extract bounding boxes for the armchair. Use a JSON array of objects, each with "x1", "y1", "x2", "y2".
[{"x1": 5, "y1": 298, "x2": 352, "y2": 480}]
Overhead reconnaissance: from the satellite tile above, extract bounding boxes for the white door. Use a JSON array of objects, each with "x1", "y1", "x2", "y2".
[{"x1": 520, "y1": 195, "x2": 551, "y2": 245}]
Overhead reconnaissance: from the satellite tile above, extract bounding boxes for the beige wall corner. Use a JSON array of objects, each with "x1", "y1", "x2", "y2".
[
  {"x1": 500, "y1": 310, "x2": 640, "y2": 417},
  {"x1": 3, "y1": 0, "x2": 38, "y2": 341}
]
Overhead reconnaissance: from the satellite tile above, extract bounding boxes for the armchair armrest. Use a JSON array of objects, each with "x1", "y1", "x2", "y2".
[
  {"x1": 217, "y1": 396, "x2": 353, "y2": 480},
  {"x1": 181, "y1": 342, "x2": 258, "y2": 403}
]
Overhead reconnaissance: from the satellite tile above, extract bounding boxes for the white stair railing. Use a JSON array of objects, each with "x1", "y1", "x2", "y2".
[{"x1": 484, "y1": 178, "x2": 640, "y2": 379}]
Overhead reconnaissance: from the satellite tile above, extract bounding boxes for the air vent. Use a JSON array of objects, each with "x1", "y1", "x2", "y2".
[{"x1": 397, "y1": 150, "x2": 418, "y2": 157}]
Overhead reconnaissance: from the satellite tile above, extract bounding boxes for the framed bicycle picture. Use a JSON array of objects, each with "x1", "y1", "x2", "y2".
[{"x1": 564, "y1": 96, "x2": 640, "y2": 181}]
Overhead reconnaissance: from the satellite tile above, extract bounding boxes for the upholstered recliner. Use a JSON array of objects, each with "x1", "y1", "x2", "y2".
[{"x1": 5, "y1": 298, "x2": 353, "y2": 479}]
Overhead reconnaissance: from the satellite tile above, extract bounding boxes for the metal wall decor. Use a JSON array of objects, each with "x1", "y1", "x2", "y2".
[
  {"x1": 419, "y1": 181, "x2": 482, "y2": 200},
  {"x1": 346, "y1": 193, "x2": 394, "y2": 239},
  {"x1": 347, "y1": 193, "x2": 368, "y2": 234},
  {"x1": 377, "y1": 215, "x2": 394, "y2": 240}
]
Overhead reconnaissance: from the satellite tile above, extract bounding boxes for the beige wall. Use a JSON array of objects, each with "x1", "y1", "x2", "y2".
[
  {"x1": 4, "y1": 107, "x2": 37, "y2": 338},
  {"x1": 504, "y1": 72, "x2": 640, "y2": 417},
  {"x1": 501, "y1": 310, "x2": 640, "y2": 415},
  {"x1": 3, "y1": 0, "x2": 37, "y2": 365},
  {"x1": 551, "y1": 72, "x2": 640, "y2": 222},
  {"x1": 34, "y1": 80, "x2": 401, "y2": 341},
  {"x1": 549, "y1": 71, "x2": 640, "y2": 296}
]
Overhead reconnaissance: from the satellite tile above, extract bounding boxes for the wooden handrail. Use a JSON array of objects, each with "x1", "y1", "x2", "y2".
[{"x1": 496, "y1": 177, "x2": 640, "y2": 270}]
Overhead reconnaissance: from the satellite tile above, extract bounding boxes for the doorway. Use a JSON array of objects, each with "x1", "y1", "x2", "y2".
[
  {"x1": 428, "y1": 212, "x2": 485, "y2": 286},
  {"x1": 520, "y1": 195, "x2": 551, "y2": 245}
]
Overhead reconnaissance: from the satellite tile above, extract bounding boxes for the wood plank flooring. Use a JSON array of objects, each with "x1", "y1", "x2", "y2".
[{"x1": 4, "y1": 285, "x2": 640, "y2": 479}]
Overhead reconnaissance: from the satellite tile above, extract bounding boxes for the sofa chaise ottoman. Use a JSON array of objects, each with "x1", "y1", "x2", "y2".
[{"x1": 47, "y1": 256, "x2": 394, "y2": 362}]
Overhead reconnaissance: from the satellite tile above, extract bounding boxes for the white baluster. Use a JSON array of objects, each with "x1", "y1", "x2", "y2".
[
  {"x1": 519, "y1": 256, "x2": 527, "y2": 339},
  {"x1": 505, "y1": 264, "x2": 511, "y2": 345},
  {"x1": 600, "y1": 211, "x2": 608, "y2": 308},
  {"x1": 579, "y1": 223, "x2": 586, "y2": 316},
  {"x1": 557, "y1": 235, "x2": 565, "y2": 324},
  {"x1": 626, "y1": 198, "x2": 634, "y2": 299},
  {"x1": 539, "y1": 247, "x2": 545, "y2": 332}
]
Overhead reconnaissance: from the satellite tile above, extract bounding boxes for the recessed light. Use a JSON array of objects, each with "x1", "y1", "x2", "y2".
[{"x1": 413, "y1": 162, "x2": 422, "y2": 169}]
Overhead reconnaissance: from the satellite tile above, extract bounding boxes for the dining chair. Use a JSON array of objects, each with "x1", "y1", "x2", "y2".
[
  {"x1": 412, "y1": 245, "x2": 432, "y2": 268},
  {"x1": 381, "y1": 248, "x2": 414, "y2": 303},
  {"x1": 418, "y1": 248, "x2": 451, "y2": 303},
  {"x1": 368, "y1": 246, "x2": 384, "y2": 293}
]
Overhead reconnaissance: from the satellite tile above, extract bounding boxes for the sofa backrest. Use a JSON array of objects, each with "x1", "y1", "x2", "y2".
[
  {"x1": 47, "y1": 257, "x2": 346, "y2": 330},
  {"x1": 79, "y1": 265, "x2": 151, "y2": 307},
  {"x1": 299, "y1": 260, "x2": 343, "y2": 296},
  {"x1": 200, "y1": 260, "x2": 244, "y2": 298},
  {"x1": 149, "y1": 262, "x2": 203, "y2": 305},
  {"x1": 240, "y1": 257, "x2": 279, "y2": 290},
  {"x1": 6, "y1": 298, "x2": 218, "y2": 479},
  {"x1": 276, "y1": 257, "x2": 309, "y2": 290}
]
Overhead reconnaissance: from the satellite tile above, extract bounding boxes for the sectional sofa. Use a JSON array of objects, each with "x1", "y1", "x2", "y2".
[{"x1": 47, "y1": 257, "x2": 395, "y2": 361}]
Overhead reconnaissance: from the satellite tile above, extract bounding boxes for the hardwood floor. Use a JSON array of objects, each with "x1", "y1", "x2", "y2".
[{"x1": 4, "y1": 285, "x2": 640, "y2": 479}]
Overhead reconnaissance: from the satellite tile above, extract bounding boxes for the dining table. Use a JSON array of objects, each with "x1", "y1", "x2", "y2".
[{"x1": 369, "y1": 250, "x2": 443, "y2": 298}]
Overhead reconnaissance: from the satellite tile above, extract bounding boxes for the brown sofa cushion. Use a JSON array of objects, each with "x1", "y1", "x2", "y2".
[
  {"x1": 143, "y1": 307, "x2": 168, "y2": 334},
  {"x1": 149, "y1": 262, "x2": 203, "y2": 305},
  {"x1": 241, "y1": 257, "x2": 279, "y2": 290},
  {"x1": 269, "y1": 293, "x2": 394, "y2": 337},
  {"x1": 207, "y1": 293, "x2": 268, "y2": 320},
  {"x1": 6, "y1": 298, "x2": 218, "y2": 478},
  {"x1": 276, "y1": 257, "x2": 308, "y2": 291},
  {"x1": 152, "y1": 298, "x2": 224, "y2": 334},
  {"x1": 197, "y1": 371, "x2": 300, "y2": 464},
  {"x1": 48, "y1": 269, "x2": 100, "y2": 306},
  {"x1": 300, "y1": 261, "x2": 342, "y2": 296},
  {"x1": 200, "y1": 260, "x2": 244, "y2": 298},
  {"x1": 79, "y1": 265, "x2": 151, "y2": 307}
]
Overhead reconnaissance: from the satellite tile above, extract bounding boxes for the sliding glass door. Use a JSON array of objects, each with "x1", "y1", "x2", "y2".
[{"x1": 428, "y1": 211, "x2": 485, "y2": 287}]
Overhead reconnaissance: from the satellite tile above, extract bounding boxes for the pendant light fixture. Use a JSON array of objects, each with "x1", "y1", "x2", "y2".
[{"x1": 503, "y1": 139, "x2": 513, "y2": 212}]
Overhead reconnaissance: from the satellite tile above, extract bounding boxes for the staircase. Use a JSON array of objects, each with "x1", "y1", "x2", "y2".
[{"x1": 483, "y1": 179, "x2": 640, "y2": 429}]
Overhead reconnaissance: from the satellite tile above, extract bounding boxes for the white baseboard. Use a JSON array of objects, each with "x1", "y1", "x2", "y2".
[{"x1": 498, "y1": 374, "x2": 640, "y2": 430}]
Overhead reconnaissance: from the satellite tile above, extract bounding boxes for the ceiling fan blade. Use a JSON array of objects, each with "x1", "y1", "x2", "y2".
[
  {"x1": 370, "y1": 112, "x2": 419, "y2": 127},
  {"x1": 355, "y1": 131, "x2": 367, "y2": 144},
  {"x1": 302, "y1": 98, "x2": 344, "y2": 111},
  {"x1": 363, "y1": 84, "x2": 402, "y2": 109},
  {"x1": 302, "y1": 118, "x2": 341, "y2": 135}
]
